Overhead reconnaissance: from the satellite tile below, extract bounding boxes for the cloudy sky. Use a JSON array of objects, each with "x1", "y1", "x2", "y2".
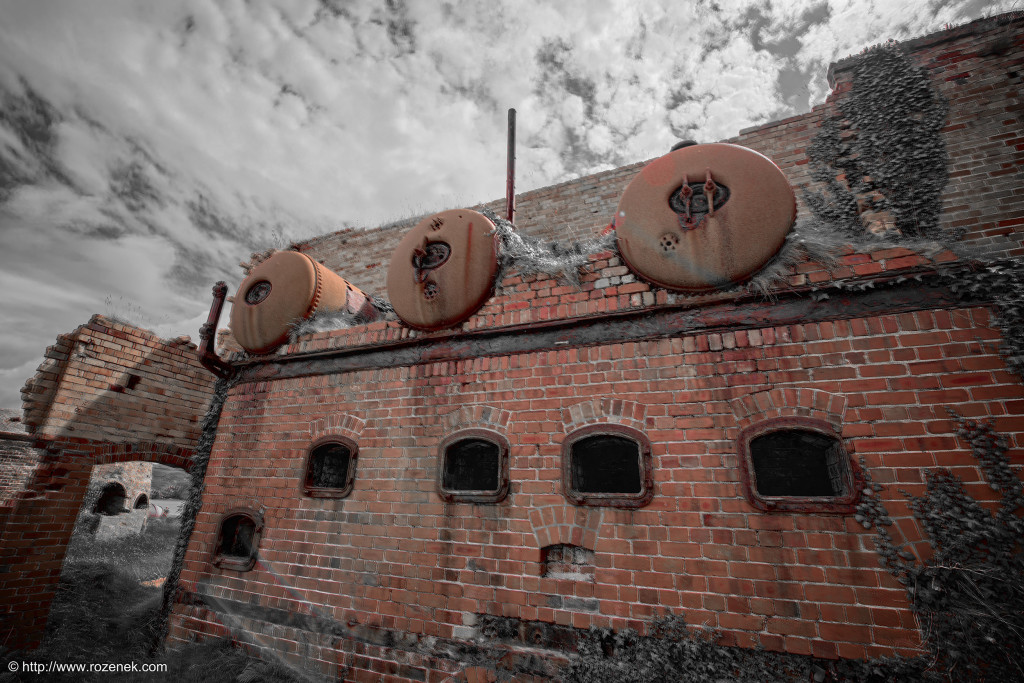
[{"x1": 0, "y1": 0, "x2": 1014, "y2": 411}]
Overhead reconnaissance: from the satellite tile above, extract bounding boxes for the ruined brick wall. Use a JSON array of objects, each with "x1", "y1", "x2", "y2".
[
  {"x1": 20, "y1": 316, "x2": 214, "y2": 446},
  {"x1": 165, "y1": 14, "x2": 1024, "y2": 682},
  {"x1": 0, "y1": 316, "x2": 216, "y2": 650},
  {"x1": 0, "y1": 438, "x2": 41, "y2": 507},
  {"x1": 81, "y1": 462, "x2": 153, "y2": 540},
  {"x1": 0, "y1": 410, "x2": 42, "y2": 507},
  {"x1": 825, "y1": 15, "x2": 1024, "y2": 257}
]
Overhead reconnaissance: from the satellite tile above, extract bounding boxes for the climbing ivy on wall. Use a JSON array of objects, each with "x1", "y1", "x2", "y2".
[
  {"x1": 855, "y1": 412, "x2": 1024, "y2": 682},
  {"x1": 152, "y1": 375, "x2": 235, "y2": 653},
  {"x1": 805, "y1": 44, "x2": 949, "y2": 239},
  {"x1": 939, "y1": 261, "x2": 1024, "y2": 380}
]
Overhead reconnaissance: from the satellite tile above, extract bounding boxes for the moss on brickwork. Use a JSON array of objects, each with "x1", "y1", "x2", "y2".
[
  {"x1": 805, "y1": 44, "x2": 949, "y2": 240},
  {"x1": 153, "y1": 375, "x2": 234, "y2": 652}
]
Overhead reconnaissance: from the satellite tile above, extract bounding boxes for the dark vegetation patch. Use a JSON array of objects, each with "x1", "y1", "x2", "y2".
[
  {"x1": 804, "y1": 43, "x2": 949, "y2": 240},
  {"x1": 560, "y1": 613, "x2": 930, "y2": 683},
  {"x1": 0, "y1": 516, "x2": 302, "y2": 682},
  {"x1": 856, "y1": 412, "x2": 1024, "y2": 682}
]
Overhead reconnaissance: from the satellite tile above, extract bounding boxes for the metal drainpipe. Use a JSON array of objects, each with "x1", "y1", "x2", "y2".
[
  {"x1": 198, "y1": 281, "x2": 234, "y2": 379},
  {"x1": 506, "y1": 108, "x2": 516, "y2": 224}
]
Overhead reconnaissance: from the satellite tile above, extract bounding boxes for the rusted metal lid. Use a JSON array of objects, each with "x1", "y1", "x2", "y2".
[
  {"x1": 386, "y1": 209, "x2": 498, "y2": 331},
  {"x1": 230, "y1": 251, "x2": 368, "y2": 354},
  {"x1": 615, "y1": 142, "x2": 796, "y2": 292}
]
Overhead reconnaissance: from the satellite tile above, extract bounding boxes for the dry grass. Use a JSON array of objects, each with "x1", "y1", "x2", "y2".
[{"x1": 0, "y1": 518, "x2": 305, "y2": 682}]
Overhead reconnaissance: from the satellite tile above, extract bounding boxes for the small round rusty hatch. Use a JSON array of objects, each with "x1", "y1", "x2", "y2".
[
  {"x1": 230, "y1": 251, "x2": 373, "y2": 354},
  {"x1": 614, "y1": 142, "x2": 796, "y2": 292},
  {"x1": 244, "y1": 280, "x2": 272, "y2": 305},
  {"x1": 386, "y1": 209, "x2": 498, "y2": 331}
]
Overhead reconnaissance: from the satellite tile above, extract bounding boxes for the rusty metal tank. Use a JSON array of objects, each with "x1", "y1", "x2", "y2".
[
  {"x1": 614, "y1": 142, "x2": 796, "y2": 292},
  {"x1": 386, "y1": 209, "x2": 499, "y2": 331},
  {"x1": 229, "y1": 251, "x2": 376, "y2": 354}
]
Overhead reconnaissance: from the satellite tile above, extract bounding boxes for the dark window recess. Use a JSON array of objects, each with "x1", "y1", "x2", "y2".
[
  {"x1": 571, "y1": 435, "x2": 642, "y2": 494},
  {"x1": 306, "y1": 442, "x2": 352, "y2": 489},
  {"x1": 750, "y1": 430, "x2": 847, "y2": 497},
  {"x1": 219, "y1": 515, "x2": 256, "y2": 559},
  {"x1": 133, "y1": 494, "x2": 149, "y2": 509},
  {"x1": 443, "y1": 438, "x2": 500, "y2": 491},
  {"x1": 93, "y1": 483, "x2": 127, "y2": 515}
]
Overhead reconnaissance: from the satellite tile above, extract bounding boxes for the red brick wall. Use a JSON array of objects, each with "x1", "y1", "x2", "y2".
[
  {"x1": 166, "y1": 14, "x2": 1024, "y2": 681},
  {"x1": 0, "y1": 412, "x2": 42, "y2": 507},
  {"x1": 170, "y1": 248, "x2": 1023, "y2": 678},
  {"x1": 0, "y1": 437, "x2": 42, "y2": 507}
]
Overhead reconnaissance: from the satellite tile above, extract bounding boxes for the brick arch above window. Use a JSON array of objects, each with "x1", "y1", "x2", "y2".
[
  {"x1": 441, "y1": 404, "x2": 512, "y2": 434},
  {"x1": 528, "y1": 503, "x2": 604, "y2": 553},
  {"x1": 562, "y1": 398, "x2": 647, "y2": 433},
  {"x1": 309, "y1": 412, "x2": 365, "y2": 443},
  {"x1": 730, "y1": 388, "x2": 847, "y2": 434}
]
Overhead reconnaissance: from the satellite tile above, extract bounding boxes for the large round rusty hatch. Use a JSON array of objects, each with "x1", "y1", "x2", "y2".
[
  {"x1": 615, "y1": 143, "x2": 796, "y2": 292},
  {"x1": 229, "y1": 251, "x2": 373, "y2": 354},
  {"x1": 386, "y1": 209, "x2": 498, "y2": 331}
]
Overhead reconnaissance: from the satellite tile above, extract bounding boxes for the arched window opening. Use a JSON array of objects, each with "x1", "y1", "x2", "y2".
[
  {"x1": 214, "y1": 512, "x2": 262, "y2": 571},
  {"x1": 563, "y1": 425, "x2": 653, "y2": 508},
  {"x1": 437, "y1": 430, "x2": 510, "y2": 503},
  {"x1": 93, "y1": 483, "x2": 127, "y2": 516},
  {"x1": 133, "y1": 494, "x2": 149, "y2": 510},
  {"x1": 302, "y1": 437, "x2": 358, "y2": 498},
  {"x1": 751, "y1": 430, "x2": 846, "y2": 497},
  {"x1": 738, "y1": 417, "x2": 859, "y2": 513}
]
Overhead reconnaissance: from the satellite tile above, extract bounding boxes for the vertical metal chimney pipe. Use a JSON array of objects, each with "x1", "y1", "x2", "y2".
[
  {"x1": 506, "y1": 108, "x2": 516, "y2": 224},
  {"x1": 198, "y1": 281, "x2": 234, "y2": 379}
]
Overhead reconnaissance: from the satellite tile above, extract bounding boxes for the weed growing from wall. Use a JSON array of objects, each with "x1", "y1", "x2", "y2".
[
  {"x1": 484, "y1": 208, "x2": 616, "y2": 288},
  {"x1": 856, "y1": 412, "x2": 1024, "y2": 682},
  {"x1": 805, "y1": 44, "x2": 949, "y2": 240},
  {"x1": 152, "y1": 375, "x2": 235, "y2": 653}
]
